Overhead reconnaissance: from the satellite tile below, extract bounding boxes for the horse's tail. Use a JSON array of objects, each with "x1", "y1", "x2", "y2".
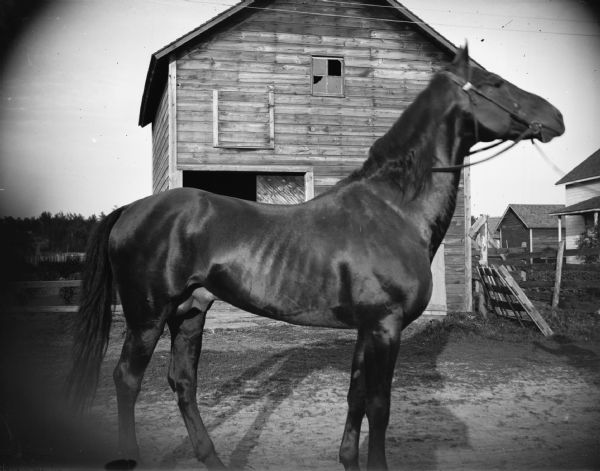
[{"x1": 66, "y1": 206, "x2": 126, "y2": 411}]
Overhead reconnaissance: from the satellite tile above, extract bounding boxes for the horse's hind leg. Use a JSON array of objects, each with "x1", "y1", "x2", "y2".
[
  {"x1": 167, "y1": 291, "x2": 224, "y2": 469},
  {"x1": 113, "y1": 311, "x2": 166, "y2": 462}
]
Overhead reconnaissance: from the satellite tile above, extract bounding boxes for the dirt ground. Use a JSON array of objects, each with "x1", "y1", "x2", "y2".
[{"x1": 1, "y1": 310, "x2": 599, "y2": 470}]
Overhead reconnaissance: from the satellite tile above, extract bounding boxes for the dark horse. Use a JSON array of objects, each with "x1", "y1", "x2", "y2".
[{"x1": 67, "y1": 47, "x2": 564, "y2": 470}]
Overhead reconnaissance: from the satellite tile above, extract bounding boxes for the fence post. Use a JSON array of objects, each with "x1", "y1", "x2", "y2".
[
  {"x1": 477, "y1": 216, "x2": 488, "y2": 266},
  {"x1": 552, "y1": 240, "x2": 566, "y2": 309}
]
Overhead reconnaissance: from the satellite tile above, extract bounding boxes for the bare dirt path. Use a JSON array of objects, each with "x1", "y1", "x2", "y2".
[{"x1": 1, "y1": 311, "x2": 599, "y2": 470}]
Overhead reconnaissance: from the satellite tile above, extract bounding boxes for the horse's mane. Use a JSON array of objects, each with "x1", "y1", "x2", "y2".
[{"x1": 342, "y1": 74, "x2": 453, "y2": 198}]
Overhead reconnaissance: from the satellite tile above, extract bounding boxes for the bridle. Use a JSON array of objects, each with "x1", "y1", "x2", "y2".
[{"x1": 431, "y1": 73, "x2": 546, "y2": 173}]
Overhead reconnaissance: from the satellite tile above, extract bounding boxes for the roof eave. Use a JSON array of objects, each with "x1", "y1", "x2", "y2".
[
  {"x1": 385, "y1": 1, "x2": 484, "y2": 70},
  {"x1": 138, "y1": 0, "x2": 256, "y2": 127},
  {"x1": 139, "y1": 55, "x2": 158, "y2": 127},
  {"x1": 500, "y1": 204, "x2": 563, "y2": 229},
  {"x1": 500, "y1": 205, "x2": 530, "y2": 229},
  {"x1": 557, "y1": 175, "x2": 600, "y2": 186},
  {"x1": 550, "y1": 207, "x2": 600, "y2": 216}
]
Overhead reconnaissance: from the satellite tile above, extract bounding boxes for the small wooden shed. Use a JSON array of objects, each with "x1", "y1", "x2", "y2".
[
  {"x1": 497, "y1": 204, "x2": 565, "y2": 252},
  {"x1": 139, "y1": 0, "x2": 473, "y2": 312}
]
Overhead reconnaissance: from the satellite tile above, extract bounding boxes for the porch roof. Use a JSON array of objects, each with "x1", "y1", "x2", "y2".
[{"x1": 550, "y1": 195, "x2": 600, "y2": 216}]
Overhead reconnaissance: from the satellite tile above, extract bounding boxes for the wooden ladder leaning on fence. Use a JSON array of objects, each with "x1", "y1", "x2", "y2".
[{"x1": 470, "y1": 214, "x2": 554, "y2": 337}]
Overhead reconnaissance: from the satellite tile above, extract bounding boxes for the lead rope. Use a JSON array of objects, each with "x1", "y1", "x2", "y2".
[{"x1": 531, "y1": 139, "x2": 567, "y2": 176}]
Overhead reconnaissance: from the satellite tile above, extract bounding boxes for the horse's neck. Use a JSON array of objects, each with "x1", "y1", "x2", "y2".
[
  {"x1": 358, "y1": 80, "x2": 472, "y2": 257},
  {"x1": 414, "y1": 109, "x2": 471, "y2": 257}
]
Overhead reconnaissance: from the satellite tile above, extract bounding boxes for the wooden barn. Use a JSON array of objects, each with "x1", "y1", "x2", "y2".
[
  {"x1": 497, "y1": 204, "x2": 565, "y2": 252},
  {"x1": 138, "y1": 0, "x2": 474, "y2": 313}
]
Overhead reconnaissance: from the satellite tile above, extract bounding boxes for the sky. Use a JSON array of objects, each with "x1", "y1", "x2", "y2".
[{"x1": 0, "y1": 0, "x2": 599, "y2": 218}]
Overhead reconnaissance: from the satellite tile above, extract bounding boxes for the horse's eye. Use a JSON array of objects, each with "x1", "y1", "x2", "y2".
[
  {"x1": 482, "y1": 74, "x2": 504, "y2": 88},
  {"x1": 491, "y1": 76, "x2": 504, "y2": 87}
]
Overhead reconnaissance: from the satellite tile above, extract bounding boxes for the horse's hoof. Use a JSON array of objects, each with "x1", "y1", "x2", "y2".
[{"x1": 104, "y1": 459, "x2": 137, "y2": 470}]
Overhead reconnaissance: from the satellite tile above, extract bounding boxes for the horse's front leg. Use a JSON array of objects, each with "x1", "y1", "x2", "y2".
[
  {"x1": 363, "y1": 310, "x2": 402, "y2": 471},
  {"x1": 339, "y1": 329, "x2": 367, "y2": 470}
]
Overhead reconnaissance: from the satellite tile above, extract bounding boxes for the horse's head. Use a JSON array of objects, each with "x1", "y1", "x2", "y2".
[{"x1": 448, "y1": 46, "x2": 565, "y2": 143}]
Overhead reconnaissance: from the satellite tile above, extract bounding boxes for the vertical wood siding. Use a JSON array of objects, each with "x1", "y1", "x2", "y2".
[
  {"x1": 157, "y1": 0, "x2": 467, "y2": 309},
  {"x1": 499, "y1": 210, "x2": 528, "y2": 249},
  {"x1": 152, "y1": 86, "x2": 169, "y2": 193},
  {"x1": 565, "y1": 214, "x2": 586, "y2": 262}
]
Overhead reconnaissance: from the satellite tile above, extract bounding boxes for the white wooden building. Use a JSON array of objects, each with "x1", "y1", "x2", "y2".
[{"x1": 552, "y1": 148, "x2": 600, "y2": 262}]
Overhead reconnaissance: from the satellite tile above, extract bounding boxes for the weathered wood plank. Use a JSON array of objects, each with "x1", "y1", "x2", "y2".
[
  {"x1": 497, "y1": 266, "x2": 554, "y2": 336},
  {"x1": 152, "y1": 86, "x2": 169, "y2": 193},
  {"x1": 186, "y1": 32, "x2": 446, "y2": 62},
  {"x1": 552, "y1": 239, "x2": 565, "y2": 308}
]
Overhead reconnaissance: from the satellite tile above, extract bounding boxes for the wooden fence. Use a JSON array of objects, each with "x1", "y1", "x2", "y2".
[
  {"x1": 474, "y1": 242, "x2": 600, "y2": 310},
  {"x1": 26, "y1": 252, "x2": 86, "y2": 265},
  {"x1": 3, "y1": 280, "x2": 94, "y2": 313},
  {"x1": 0, "y1": 281, "x2": 268, "y2": 327},
  {"x1": 5, "y1": 243, "x2": 599, "y2": 315}
]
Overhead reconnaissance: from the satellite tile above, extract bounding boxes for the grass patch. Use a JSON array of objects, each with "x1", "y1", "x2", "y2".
[
  {"x1": 413, "y1": 308, "x2": 600, "y2": 345},
  {"x1": 538, "y1": 305, "x2": 600, "y2": 342}
]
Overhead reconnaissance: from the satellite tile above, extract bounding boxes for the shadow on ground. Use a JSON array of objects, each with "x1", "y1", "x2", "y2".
[
  {"x1": 157, "y1": 322, "x2": 468, "y2": 470},
  {"x1": 0, "y1": 313, "x2": 468, "y2": 470}
]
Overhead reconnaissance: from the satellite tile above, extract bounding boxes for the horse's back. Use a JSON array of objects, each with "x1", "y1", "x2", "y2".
[{"x1": 107, "y1": 186, "x2": 433, "y2": 328}]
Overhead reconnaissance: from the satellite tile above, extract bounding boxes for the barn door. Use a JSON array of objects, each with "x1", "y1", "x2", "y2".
[
  {"x1": 426, "y1": 244, "x2": 447, "y2": 314},
  {"x1": 256, "y1": 174, "x2": 305, "y2": 204}
]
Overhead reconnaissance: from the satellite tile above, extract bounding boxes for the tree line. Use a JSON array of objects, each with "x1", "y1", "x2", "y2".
[
  {"x1": 1, "y1": 211, "x2": 101, "y2": 253},
  {"x1": 0, "y1": 211, "x2": 102, "y2": 281}
]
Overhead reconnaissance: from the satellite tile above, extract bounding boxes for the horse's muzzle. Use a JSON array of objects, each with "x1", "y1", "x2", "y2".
[{"x1": 538, "y1": 109, "x2": 565, "y2": 143}]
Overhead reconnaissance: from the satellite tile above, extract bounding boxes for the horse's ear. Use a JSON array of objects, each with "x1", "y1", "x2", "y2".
[{"x1": 450, "y1": 44, "x2": 470, "y2": 79}]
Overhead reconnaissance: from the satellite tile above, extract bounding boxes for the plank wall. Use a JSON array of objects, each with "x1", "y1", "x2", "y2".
[
  {"x1": 152, "y1": 87, "x2": 169, "y2": 193},
  {"x1": 499, "y1": 210, "x2": 528, "y2": 250},
  {"x1": 565, "y1": 180, "x2": 600, "y2": 206},
  {"x1": 564, "y1": 214, "x2": 586, "y2": 254},
  {"x1": 532, "y1": 227, "x2": 562, "y2": 251},
  {"x1": 166, "y1": 0, "x2": 468, "y2": 309}
]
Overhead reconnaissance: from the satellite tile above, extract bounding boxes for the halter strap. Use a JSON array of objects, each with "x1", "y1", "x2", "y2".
[
  {"x1": 448, "y1": 74, "x2": 536, "y2": 128},
  {"x1": 432, "y1": 73, "x2": 544, "y2": 173}
]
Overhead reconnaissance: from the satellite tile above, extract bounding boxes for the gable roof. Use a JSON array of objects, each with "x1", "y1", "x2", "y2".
[
  {"x1": 550, "y1": 195, "x2": 600, "y2": 216},
  {"x1": 138, "y1": 0, "x2": 478, "y2": 127},
  {"x1": 488, "y1": 217, "x2": 501, "y2": 235},
  {"x1": 501, "y1": 204, "x2": 564, "y2": 229},
  {"x1": 555, "y1": 148, "x2": 600, "y2": 185}
]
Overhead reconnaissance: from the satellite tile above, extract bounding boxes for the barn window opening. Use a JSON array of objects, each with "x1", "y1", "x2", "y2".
[{"x1": 312, "y1": 56, "x2": 344, "y2": 96}]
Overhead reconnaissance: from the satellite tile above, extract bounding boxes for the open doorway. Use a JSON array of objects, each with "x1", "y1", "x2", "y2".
[
  {"x1": 183, "y1": 171, "x2": 307, "y2": 204},
  {"x1": 183, "y1": 171, "x2": 257, "y2": 201}
]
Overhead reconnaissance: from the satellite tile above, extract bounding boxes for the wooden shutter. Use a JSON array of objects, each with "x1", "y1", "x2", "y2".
[
  {"x1": 256, "y1": 174, "x2": 305, "y2": 204},
  {"x1": 213, "y1": 89, "x2": 274, "y2": 149}
]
